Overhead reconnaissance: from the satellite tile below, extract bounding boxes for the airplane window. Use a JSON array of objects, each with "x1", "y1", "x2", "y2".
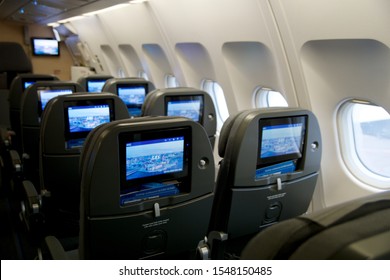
[
  {"x1": 138, "y1": 70, "x2": 149, "y2": 80},
  {"x1": 201, "y1": 79, "x2": 229, "y2": 131},
  {"x1": 165, "y1": 74, "x2": 180, "y2": 88},
  {"x1": 254, "y1": 87, "x2": 288, "y2": 108},
  {"x1": 338, "y1": 100, "x2": 390, "y2": 189},
  {"x1": 118, "y1": 68, "x2": 126, "y2": 78}
]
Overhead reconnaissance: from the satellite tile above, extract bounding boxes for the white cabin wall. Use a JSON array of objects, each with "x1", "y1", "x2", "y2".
[
  {"x1": 149, "y1": 0, "x2": 297, "y2": 113},
  {"x1": 69, "y1": 16, "x2": 119, "y2": 76},
  {"x1": 97, "y1": 4, "x2": 175, "y2": 87},
  {"x1": 61, "y1": 0, "x2": 390, "y2": 210},
  {"x1": 270, "y1": 0, "x2": 390, "y2": 207},
  {"x1": 65, "y1": 0, "x2": 298, "y2": 115}
]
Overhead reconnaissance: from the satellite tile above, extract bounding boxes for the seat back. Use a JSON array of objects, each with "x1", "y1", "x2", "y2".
[
  {"x1": 208, "y1": 108, "x2": 322, "y2": 258},
  {"x1": 0, "y1": 42, "x2": 32, "y2": 128},
  {"x1": 142, "y1": 87, "x2": 217, "y2": 147},
  {"x1": 101, "y1": 78, "x2": 155, "y2": 117},
  {"x1": 39, "y1": 93, "x2": 129, "y2": 236},
  {"x1": 77, "y1": 75, "x2": 113, "y2": 92},
  {"x1": 8, "y1": 74, "x2": 59, "y2": 153},
  {"x1": 242, "y1": 191, "x2": 390, "y2": 259},
  {"x1": 20, "y1": 81, "x2": 85, "y2": 186},
  {"x1": 0, "y1": 42, "x2": 32, "y2": 89},
  {"x1": 78, "y1": 116, "x2": 215, "y2": 259}
]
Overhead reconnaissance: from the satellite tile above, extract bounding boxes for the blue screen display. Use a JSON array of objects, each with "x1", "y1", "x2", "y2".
[
  {"x1": 117, "y1": 85, "x2": 146, "y2": 116},
  {"x1": 125, "y1": 136, "x2": 185, "y2": 181},
  {"x1": 38, "y1": 88, "x2": 73, "y2": 111},
  {"x1": 87, "y1": 80, "x2": 106, "y2": 92},
  {"x1": 167, "y1": 99, "x2": 202, "y2": 122},
  {"x1": 68, "y1": 104, "x2": 110, "y2": 133},
  {"x1": 260, "y1": 123, "x2": 304, "y2": 159}
]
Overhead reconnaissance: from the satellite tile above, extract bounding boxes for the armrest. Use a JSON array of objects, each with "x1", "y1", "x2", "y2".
[
  {"x1": 45, "y1": 236, "x2": 70, "y2": 260},
  {"x1": 20, "y1": 180, "x2": 45, "y2": 233},
  {"x1": 23, "y1": 180, "x2": 41, "y2": 213},
  {"x1": 9, "y1": 149, "x2": 22, "y2": 173},
  {"x1": 197, "y1": 231, "x2": 228, "y2": 260}
]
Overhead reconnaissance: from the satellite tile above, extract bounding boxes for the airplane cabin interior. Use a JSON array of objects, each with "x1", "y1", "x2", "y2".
[{"x1": 1, "y1": 0, "x2": 390, "y2": 263}]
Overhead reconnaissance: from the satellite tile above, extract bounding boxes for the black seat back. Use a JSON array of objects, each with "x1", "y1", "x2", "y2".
[
  {"x1": 101, "y1": 78, "x2": 155, "y2": 117},
  {"x1": 77, "y1": 75, "x2": 113, "y2": 92},
  {"x1": 39, "y1": 93, "x2": 129, "y2": 236},
  {"x1": 8, "y1": 74, "x2": 58, "y2": 152},
  {"x1": 20, "y1": 81, "x2": 85, "y2": 186},
  {"x1": 208, "y1": 108, "x2": 322, "y2": 258},
  {"x1": 142, "y1": 87, "x2": 217, "y2": 148},
  {"x1": 0, "y1": 42, "x2": 32, "y2": 128},
  {"x1": 78, "y1": 116, "x2": 215, "y2": 259}
]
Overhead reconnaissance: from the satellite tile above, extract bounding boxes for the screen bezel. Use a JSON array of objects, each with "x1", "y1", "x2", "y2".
[
  {"x1": 119, "y1": 127, "x2": 192, "y2": 201},
  {"x1": 63, "y1": 99, "x2": 115, "y2": 143},
  {"x1": 164, "y1": 95, "x2": 204, "y2": 123},
  {"x1": 257, "y1": 116, "x2": 307, "y2": 168},
  {"x1": 31, "y1": 37, "x2": 60, "y2": 57},
  {"x1": 37, "y1": 86, "x2": 75, "y2": 115},
  {"x1": 116, "y1": 83, "x2": 148, "y2": 117}
]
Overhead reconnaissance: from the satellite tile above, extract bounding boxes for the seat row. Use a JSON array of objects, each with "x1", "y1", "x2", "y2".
[
  {"x1": 1, "y1": 43, "x2": 387, "y2": 260},
  {"x1": 0, "y1": 71, "x2": 324, "y2": 259}
]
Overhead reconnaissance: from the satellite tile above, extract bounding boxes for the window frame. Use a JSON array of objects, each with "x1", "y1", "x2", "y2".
[
  {"x1": 337, "y1": 99, "x2": 390, "y2": 189},
  {"x1": 253, "y1": 86, "x2": 288, "y2": 108},
  {"x1": 200, "y1": 79, "x2": 229, "y2": 131}
]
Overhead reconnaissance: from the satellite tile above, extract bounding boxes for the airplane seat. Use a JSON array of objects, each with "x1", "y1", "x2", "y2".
[
  {"x1": 45, "y1": 116, "x2": 215, "y2": 259},
  {"x1": 142, "y1": 87, "x2": 217, "y2": 148},
  {"x1": 0, "y1": 42, "x2": 32, "y2": 90},
  {"x1": 201, "y1": 108, "x2": 322, "y2": 259},
  {"x1": 7, "y1": 74, "x2": 59, "y2": 152},
  {"x1": 19, "y1": 81, "x2": 85, "y2": 188},
  {"x1": 0, "y1": 43, "x2": 34, "y2": 187},
  {"x1": 101, "y1": 77, "x2": 155, "y2": 118},
  {"x1": 241, "y1": 191, "x2": 390, "y2": 259},
  {"x1": 77, "y1": 74, "x2": 113, "y2": 92},
  {"x1": 34, "y1": 93, "x2": 129, "y2": 238},
  {"x1": 0, "y1": 42, "x2": 32, "y2": 130}
]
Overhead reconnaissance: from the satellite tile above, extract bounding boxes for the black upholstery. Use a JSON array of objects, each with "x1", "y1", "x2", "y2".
[
  {"x1": 8, "y1": 74, "x2": 59, "y2": 153},
  {"x1": 46, "y1": 116, "x2": 215, "y2": 259},
  {"x1": 101, "y1": 77, "x2": 155, "y2": 117},
  {"x1": 0, "y1": 42, "x2": 32, "y2": 89},
  {"x1": 206, "y1": 108, "x2": 322, "y2": 259},
  {"x1": 77, "y1": 74, "x2": 113, "y2": 92},
  {"x1": 242, "y1": 191, "x2": 390, "y2": 259},
  {"x1": 0, "y1": 42, "x2": 33, "y2": 150},
  {"x1": 20, "y1": 81, "x2": 85, "y2": 187},
  {"x1": 38, "y1": 93, "x2": 129, "y2": 237},
  {"x1": 142, "y1": 87, "x2": 217, "y2": 148}
]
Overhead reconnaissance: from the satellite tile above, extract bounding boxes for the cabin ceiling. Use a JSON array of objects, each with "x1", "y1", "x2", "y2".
[{"x1": 0, "y1": 0, "x2": 131, "y2": 25}]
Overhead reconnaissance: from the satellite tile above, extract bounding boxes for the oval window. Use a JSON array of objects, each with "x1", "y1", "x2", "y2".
[
  {"x1": 254, "y1": 87, "x2": 288, "y2": 108},
  {"x1": 338, "y1": 100, "x2": 390, "y2": 189}
]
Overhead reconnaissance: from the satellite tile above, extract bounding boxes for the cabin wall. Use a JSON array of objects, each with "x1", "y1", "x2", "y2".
[
  {"x1": 4, "y1": 0, "x2": 389, "y2": 210},
  {"x1": 270, "y1": 0, "x2": 390, "y2": 206},
  {"x1": 0, "y1": 21, "x2": 73, "y2": 81}
]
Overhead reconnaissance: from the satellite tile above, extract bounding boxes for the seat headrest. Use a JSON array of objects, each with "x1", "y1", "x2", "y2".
[
  {"x1": 0, "y1": 42, "x2": 32, "y2": 72},
  {"x1": 218, "y1": 114, "x2": 237, "y2": 158}
]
